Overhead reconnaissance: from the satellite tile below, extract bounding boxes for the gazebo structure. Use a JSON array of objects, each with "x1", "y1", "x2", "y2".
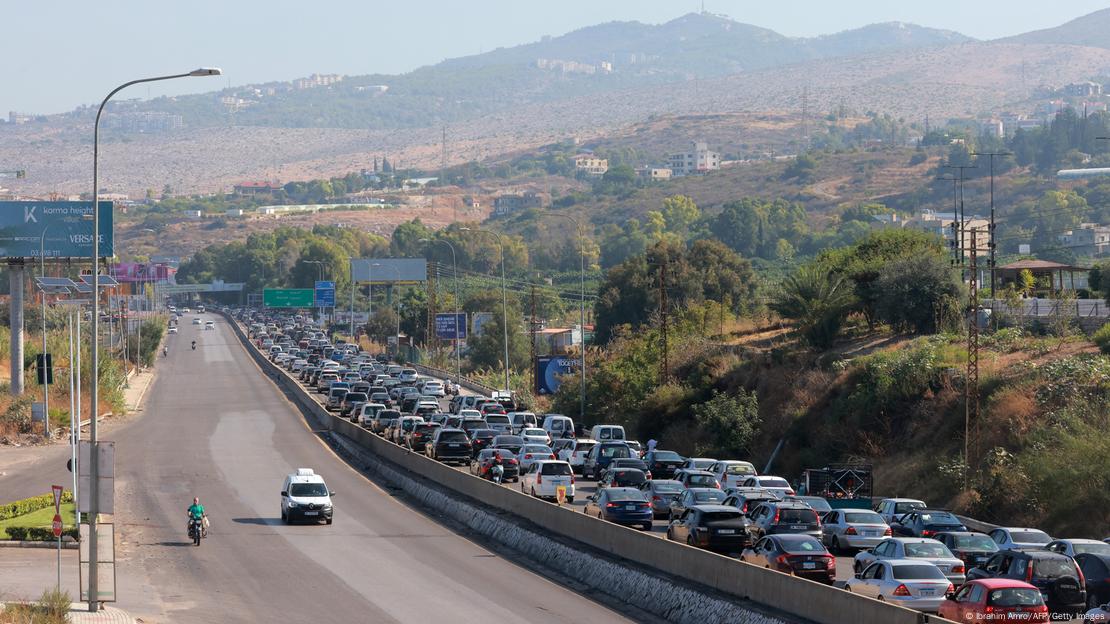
[{"x1": 996, "y1": 260, "x2": 1089, "y2": 295}]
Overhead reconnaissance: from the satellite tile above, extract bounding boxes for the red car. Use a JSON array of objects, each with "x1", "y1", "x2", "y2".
[{"x1": 939, "y1": 579, "x2": 1049, "y2": 622}]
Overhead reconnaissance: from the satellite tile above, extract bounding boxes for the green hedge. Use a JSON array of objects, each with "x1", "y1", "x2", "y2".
[
  {"x1": 4, "y1": 526, "x2": 78, "y2": 541},
  {"x1": 0, "y1": 491, "x2": 74, "y2": 522}
]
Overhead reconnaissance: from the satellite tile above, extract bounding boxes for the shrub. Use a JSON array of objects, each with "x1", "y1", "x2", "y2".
[
  {"x1": 1094, "y1": 322, "x2": 1110, "y2": 354},
  {"x1": 691, "y1": 389, "x2": 761, "y2": 457},
  {"x1": 0, "y1": 491, "x2": 73, "y2": 521},
  {"x1": 4, "y1": 526, "x2": 79, "y2": 541}
]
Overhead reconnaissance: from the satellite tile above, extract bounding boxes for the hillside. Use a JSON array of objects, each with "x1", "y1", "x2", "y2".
[{"x1": 1001, "y1": 8, "x2": 1110, "y2": 48}]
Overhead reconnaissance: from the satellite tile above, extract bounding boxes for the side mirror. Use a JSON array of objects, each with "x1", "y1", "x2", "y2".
[
  {"x1": 280, "y1": 491, "x2": 287, "y2": 497},
  {"x1": 945, "y1": 594, "x2": 957, "y2": 601},
  {"x1": 330, "y1": 491, "x2": 336, "y2": 497},
  {"x1": 854, "y1": 572, "x2": 861, "y2": 579}
]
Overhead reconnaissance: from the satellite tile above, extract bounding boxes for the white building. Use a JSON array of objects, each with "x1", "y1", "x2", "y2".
[
  {"x1": 574, "y1": 156, "x2": 608, "y2": 177},
  {"x1": 668, "y1": 141, "x2": 720, "y2": 176}
]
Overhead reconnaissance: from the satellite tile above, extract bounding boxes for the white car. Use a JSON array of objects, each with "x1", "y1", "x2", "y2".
[
  {"x1": 520, "y1": 428, "x2": 552, "y2": 446},
  {"x1": 204, "y1": 320, "x2": 215, "y2": 330},
  {"x1": 1045, "y1": 539, "x2": 1110, "y2": 558},
  {"x1": 874, "y1": 498, "x2": 927, "y2": 525},
  {"x1": 280, "y1": 468, "x2": 334, "y2": 525},
  {"x1": 709, "y1": 460, "x2": 758, "y2": 490},
  {"x1": 520, "y1": 460, "x2": 575, "y2": 503},
  {"x1": 192, "y1": 317, "x2": 202, "y2": 325},
  {"x1": 557, "y1": 438, "x2": 596, "y2": 475},
  {"x1": 458, "y1": 409, "x2": 482, "y2": 420},
  {"x1": 167, "y1": 326, "x2": 178, "y2": 334},
  {"x1": 358, "y1": 403, "x2": 386, "y2": 428},
  {"x1": 845, "y1": 559, "x2": 953, "y2": 613},
  {"x1": 291, "y1": 359, "x2": 308, "y2": 372},
  {"x1": 854, "y1": 537, "x2": 966, "y2": 584},
  {"x1": 988, "y1": 527, "x2": 1053, "y2": 551},
  {"x1": 518, "y1": 444, "x2": 556, "y2": 473},
  {"x1": 738, "y1": 475, "x2": 795, "y2": 498}
]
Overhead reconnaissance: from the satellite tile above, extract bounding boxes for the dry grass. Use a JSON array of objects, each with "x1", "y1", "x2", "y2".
[{"x1": 0, "y1": 589, "x2": 70, "y2": 624}]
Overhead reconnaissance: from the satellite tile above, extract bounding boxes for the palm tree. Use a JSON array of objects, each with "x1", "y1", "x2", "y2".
[{"x1": 771, "y1": 264, "x2": 856, "y2": 349}]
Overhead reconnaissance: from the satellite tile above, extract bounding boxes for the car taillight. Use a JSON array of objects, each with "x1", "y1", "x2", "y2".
[
  {"x1": 786, "y1": 489, "x2": 795, "y2": 496},
  {"x1": 536, "y1": 473, "x2": 542, "y2": 484},
  {"x1": 653, "y1": 495, "x2": 662, "y2": 501},
  {"x1": 826, "y1": 555, "x2": 836, "y2": 568},
  {"x1": 1076, "y1": 561, "x2": 1086, "y2": 586},
  {"x1": 773, "y1": 509, "x2": 780, "y2": 523},
  {"x1": 892, "y1": 584, "x2": 911, "y2": 597},
  {"x1": 741, "y1": 503, "x2": 748, "y2": 514},
  {"x1": 715, "y1": 480, "x2": 721, "y2": 489},
  {"x1": 922, "y1": 530, "x2": 934, "y2": 537},
  {"x1": 570, "y1": 474, "x2": 575, "y2": 484},
  {"x1": 1025, "y1": 563, "x2": 1034, "y2": 583},
  {"x1": 845, "y1": 526, "x2": 857, "y2": 535},
  {"x1": 945, "y1": 583, "x2": 954, "y2": 595},
  {"x1": 883, "y1": 527, "x2": 892, "y2": 536},
  {"x1": 549, "y1": 454, "x2": 556, "y2": 460},
  {"x1": 524, "y1": 454, "x2": 532, "y2": 459},
  {"x1": 646, "y1": 471, "x2": 652, "y2": 480},
  {"x1": 984, "y1": 605, "x2": 995, "y2": 614},
  {"x1": 776, "y1": 554, "x2": 790, "y2": 566},
  {"x1": 606, "y1": 502, "x2": 619, "y2": 508},
  {"x1": 951, "y1": 565, "x2": 965, "y2": 575}
]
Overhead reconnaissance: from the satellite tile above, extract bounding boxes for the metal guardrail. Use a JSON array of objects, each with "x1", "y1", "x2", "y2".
[{"x1": 410, "y1": 363, "x2": 498, "y2": 395}]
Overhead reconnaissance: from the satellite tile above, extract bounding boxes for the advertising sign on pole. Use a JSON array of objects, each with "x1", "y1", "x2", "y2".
[
  {"x1": 314, "y1": 280, "x2": 336, "y2": 307},
  {"x1": 263, "y1": 288, "x2": 314, "y2": 308},
  {"x1": 535, "y1": 356, "x2": 577, "y2": 395},
  {"x1": 435, "y1": 313, "x2": 468, "y2": 340},
  {"x1": 350, "y1": 258, "x2": 427, "y2": 283},
  {"x1": 0, "y1": 201, "x2": 114, "y2": 260}
]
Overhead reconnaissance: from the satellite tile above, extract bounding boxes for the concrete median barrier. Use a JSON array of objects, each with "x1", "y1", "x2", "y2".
[{"x1": 223, "y1": 313, "x2": 955, "y2": 624}]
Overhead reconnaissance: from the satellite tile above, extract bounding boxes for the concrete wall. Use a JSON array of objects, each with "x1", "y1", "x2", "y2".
[{"x1": 224, "y1": 313, "x2": 955, "y2": 624}]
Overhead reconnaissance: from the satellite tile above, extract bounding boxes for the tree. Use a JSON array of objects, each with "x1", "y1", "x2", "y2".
[
  {"x1": 390, "y1": 218, "x2": 433, "y2": 257},
  {"x1": 770, "y1": 264, "x2": 856, "y2": 349},
  {"x1": 465, "y1": 299, "x2": 529, "y2": 374},
  {"x1": 875, "y1": 255, "x2": 964, "y2": 334},
  {"x1": 364, "y1": 308, "x2": 399, "y2": 344},
  {"x1": 691, "y1": 390, "x2": 761, "y2": 457}
]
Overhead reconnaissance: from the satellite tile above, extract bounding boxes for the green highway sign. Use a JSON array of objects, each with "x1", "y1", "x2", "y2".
[{"x1": 263, "y1": 288, "x2": 314, "y2": 308}]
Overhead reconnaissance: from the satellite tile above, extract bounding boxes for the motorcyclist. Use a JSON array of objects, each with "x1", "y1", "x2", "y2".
[
  {"x1": 191, "y1": 340, "x2": 196, "y2": 350},
  {"x1": 187, "y1": 496, "x2": 207, "y2": 537},
  {"x1": 489, "y1": 450, "x2": 504, "y2": 482},
  {"x1": 163, "y1": 346, "x2": 168, "y2": 357}
]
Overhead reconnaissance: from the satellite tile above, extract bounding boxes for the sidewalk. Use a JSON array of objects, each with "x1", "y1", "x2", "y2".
[
  {"x1": 122, "y1": 367, "x2": 157, "y2": 415},
  {"x1": 67, "y1": 604, "x2": 137, "y2": 624}
]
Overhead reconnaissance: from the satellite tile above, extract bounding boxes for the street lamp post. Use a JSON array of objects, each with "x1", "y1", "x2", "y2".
[
  {"x1": 372, "y1": 263, "x2": 402, "y2": 356},
  {"x1": 460, "y1": 227, "x2": 510, "y2": 392},
  {"x1": 421, "y1": 238, "x2": 461, "y2": 385},
  {"x1": 88, "y1": 67, "x2": 221, "y2": 613},
  {"x1": 303, "y1": 260, "x2": 325, "y2": 325},
  {"x1": 541, "y1": 213, "x2": 587, "y2": 423}
]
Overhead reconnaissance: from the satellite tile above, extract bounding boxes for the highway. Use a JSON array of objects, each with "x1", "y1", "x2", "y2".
[{"x1": 0, "y1": 314, "x2": 638, "y2": 623}]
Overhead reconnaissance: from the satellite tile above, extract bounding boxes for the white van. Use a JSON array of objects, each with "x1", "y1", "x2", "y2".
[
  {"x1": 542, "y1": 414, "x2": 575, "y2": 440},
  {"x1": 589, "y1": 424, "x2": 626, "y2": 442},
  {"x1": 508, "y1": 411, "x2": 538, "y2": 434},
  {"x1": 556, "y1": 438, "x2": 597, "y2": 474},
  {"x1": 280, "y1": 468, "x2": 334, "y2": 525}
]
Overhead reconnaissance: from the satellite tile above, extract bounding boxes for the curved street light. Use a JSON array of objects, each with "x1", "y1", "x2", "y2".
[
  {"x1": 88, "y1": 67, "x2": 221, "y2": 613},
  {"x1": 421, "y1": 238, "x2": 462, "y2": 385},
  {"x1": 459, "y1": 227, "x2": 510, "y2": 392},
  {"x1": 540, "y1": 213, "x2": 587, "y2": 423}
]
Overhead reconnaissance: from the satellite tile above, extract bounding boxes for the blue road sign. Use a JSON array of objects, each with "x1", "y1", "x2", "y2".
[
  {"x1": 314, "y1": 280, "x2": 336, "y2": 307},
  {"x1": 0, "y1": 201, "x2": 114, "y2": 260},
  {"x1": 435, "y1": 313, "x2": 468, "y2": 340}
]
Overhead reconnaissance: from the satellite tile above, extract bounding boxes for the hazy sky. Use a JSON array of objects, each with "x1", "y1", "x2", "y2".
[{"x1": 4, "y1": 0, "x2": 1107, "y2": 114}]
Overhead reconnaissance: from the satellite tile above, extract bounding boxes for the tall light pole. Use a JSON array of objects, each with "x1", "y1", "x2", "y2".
[
  {"x1": 88, "y1": 67, "x2": 221, "y2": 613},
  {"x1": 460, "y1": 227, "x2": 510, "y2": 391},
  {"x1": 39, "y1": 224, "x2": 51, "y2": 438},
  {"x1": 303, "y1": 260, "x2": 325, "y2": 325},
  {"x1": 421, "y1": 238, "x2": 461, "y2": 384},
  {"x1": 541, "y1": 213, "x2": 587, "y2": 422}
]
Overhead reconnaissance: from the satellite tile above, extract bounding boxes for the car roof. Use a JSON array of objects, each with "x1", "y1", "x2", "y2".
[
  {"x1": 882, "y1": 498, "x2": 926, "y2": 503},
  {"x1": 771, "y1": 533, "x2": 821, "y2": 543},
  {"x1": 683, "y1": 469, "x2": 715, "y2": 476},
  {"x1": 969, "y1": 578, "x2": 1040, "y2": 590},
  {"x1": 534, "y1": 459, "x2": 569, "y2": 466},
  {"x1": 605, "y1": 487, "x2": 643, "y2": 495},
  {"x1": 891, "y1": 537, "x2": 942, "y2": 544},
  {"x1": 834, "y1": 508, "x2": 876, "y2": 513},
  {"x1": 1055, "y1": 538, "x2": 1104, "y2": 544},
  {"x1": 689, "y1": 504, "x2": 739, "y2": 513},
  {"x1": 685, "y1": 487, "x2": 724, "y2": 494}
]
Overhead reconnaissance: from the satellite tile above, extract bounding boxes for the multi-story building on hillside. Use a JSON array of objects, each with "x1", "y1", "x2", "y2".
[{"x1": 668, "y1": 141, "x2": 720, "y2": 176}]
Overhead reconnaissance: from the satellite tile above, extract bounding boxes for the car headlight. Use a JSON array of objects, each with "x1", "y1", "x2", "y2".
[
  {"x1": 323, "y1": 504, "x2": 332, "y2": 510},
  {"x1": 287, "y1": 502, "x2": 299, "y2": 508}
]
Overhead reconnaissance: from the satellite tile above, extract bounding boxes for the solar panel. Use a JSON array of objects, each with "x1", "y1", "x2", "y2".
[
  {"x1": 79, "y1": 274, "x2": 119, "y2": 287},
  {"x1": 72, "y1": 282, "x2": 94, "y2": 294},
  {"x1": 33, "y1": 277, "x2": 78, "y2": 294}
]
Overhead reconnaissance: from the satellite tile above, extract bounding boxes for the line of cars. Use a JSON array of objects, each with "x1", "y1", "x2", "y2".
[{"x1": 232, "y1": 307, "x2": 1110, "y2": 620}]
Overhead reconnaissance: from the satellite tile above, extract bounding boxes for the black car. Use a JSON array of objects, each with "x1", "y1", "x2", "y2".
[
  {"x1": 406, "y1": 422, "x2": 442, "y2": 452},
  {"x1": 469, "y1": 429, "x2": 499, "y2": 457},
  {"x1": 599, "y1": 468, "x2": 648, "y2": 489},
  {"x1": 746, "y1": 501, "x2": 823, "y2": 541},
  {"x1": 426, "y1": 428, "x2": 472, "y2": 464},
  {"x1": 668, "y1": 488, "x2": 727, "y2": 522},
  {"x1": 667, "y1": 504, "x2": 751, "y2": 553},
  {"x1": 1077, "y1": 553, "x2": 1110, "y2": 611},
  {"x1": 891, "y1": 509, "x2": 968, "y2": 538},
  {"x1": 723, "y1": 490, "x2": 782, "y2": 515},
  {"x1": 968, "y1": 549, "x2": 1087, "y2": 616},
  {"x1": 935, "y1": 531, "x2": 999, "y2": 569},
  {"x1": 606, "y1": 458, "x2": 652, "y2": 480},
  {"x1": 644, "y1": 450, "x2": 685, "y2": 479},
  {"x1": 491, "y1": 435, "x2": 525, "y2": 456}
]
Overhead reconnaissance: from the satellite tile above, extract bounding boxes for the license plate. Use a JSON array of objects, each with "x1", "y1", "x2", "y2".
[
  {"x1": 790, "y1": 525, "x2": 806, "y2": 530},
  {"x1": 717, "y1": 529, "x2": 735, "y2": 534},
  {"x1": 625, "y1": 505, "x2": 636, "y2": 511},
  {"x1": 449, "y1": 444, "x2": 460, "y2": 448},
  {"x1": 304, "y1": 511, "x2": 318, "y2": 516},
  {"x1": 919, "y1": 589, "x2": 934, "y2": 596},
  {"x1": 802, "y1": 562, "x2": 816, "y2": 569}
]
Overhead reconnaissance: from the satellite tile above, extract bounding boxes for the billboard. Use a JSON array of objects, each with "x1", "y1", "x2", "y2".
[
  {"x1": 0, "y1": 201, "x2": 113, "y2": 260},
  {"x1": 350, "y1": 258, "x2": 427, "y2": 283},
  {"x1": 263, "y1": 288, "x2": 314, "y2": 307},
  {"x1": 314, "y1": 280, "x2": 336, "y2": 307},
  {"x1": 435, "y1": 313, "x2": 468, "y2": 340},
  {"x1": 472, "y1": 312, "x2": 494, "y2": 337},
  {"x1": 535, "y1": 356, "x2": 577, "y2": 395}
]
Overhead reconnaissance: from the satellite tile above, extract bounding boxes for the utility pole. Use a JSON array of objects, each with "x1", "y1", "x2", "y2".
[
  {"x1": 530, "y1": 284, "x2": 538, "y2": 394},
  {"x1": 426, "y1": 264, "x2": 436, "y2": 352},
  {"x1": 944, "y1": 164, "x2": 977, "y2": 270},
  {"x1": 971, "y1": 151, "x2": 1011, "y2": 314},
  {"x1": 965, "y1": 227, "x2": 982, "y2": 482}
]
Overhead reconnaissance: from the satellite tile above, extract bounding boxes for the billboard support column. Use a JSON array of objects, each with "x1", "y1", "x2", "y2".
[{"x1": 9, "y1": 260, "x2": 25, "y2": 395}]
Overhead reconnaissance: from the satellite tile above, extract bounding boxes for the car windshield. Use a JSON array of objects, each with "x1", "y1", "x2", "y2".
[
  {"x1": 613, "y1": 470, "x2": 646, "y2": 484},
  {"x1": 904, "y1": 542, "x2": 951, "y2": 558},
  {"x1": 703, "y1": 511, "x2": 744, "y2": 523},
  {"x1": 795, "y1": 497, "x2": 832, "y2": 512},
  {"x1": 693, "y1": 490, "x2": 726, "y2": 503},
  {"x1": 844, "y1": 512, "x2": 885, "y2": 524},
  {"x1": 290, "y1": 483, "x2": 328, "y2": 497},
  {"x1": 600, "y1": 445, "x2": 630, "y2": 459},
  {"x1": 781, "y1": 537, "x2": 823, "y2": 553},
  {"x1": 576, "y1": 442, "x2": 596, "y2": 453},
  {"x1": 486, "y1": 415, "x2": 510, "y2": 424},
  {"x1": 523, "y1": 445, "x2": 551, "y2": 454},
  {"x1": 687, "y1": 475, "x2": 717, "y2": 487},
  {"x1": 652, "y1": 451, "x2": 682, "y2": 461},
  {"x1": 540, "y1": 463, "x2": 572, "y2": 476},
  {"x1": 760, "y1": 477, "x2": 790, "y2": 488},
  {"x1": 496, "y1": 436, "x2": 524, "y2": 445},
  {"x1": 1012, "y1": 530, "x2": 1051, "y2": 544},
  {"x1": 1032, "y1": 558, "x2": 1075, "y2": 580},
  {"x1": 652, "y1": 481, "x2": 684, "y2": 494},
  {"x1": 379, "y1": 410, "x2": 400, "y2": 419},
  {"x1": 892, "y1": 564, "x2": 946, "y2": 580},
  {"x1": 439, "y1": 431, "x2": 469, "y2": 443},
  {"x1": 919, "y1": 512, "x2": 958, "y2": 524},
  {"x1": 725, "y1": 463, "x2": 755, "y2": 475},
  {"x1": 777, "y1": 508, "x2": 817, "y2": 524},
  {"x1": 1074, "y1": 542, "x2": 1110, "y2": 555},
  {"x1": 954, "y1": 535, "x2": 998, "y2": 550},
  {"x1": 522, "y1": 429, "x2": 547, "y2": 436},
  {"x1": 894, "y1": 501, "x2": 925, "y2": 514},
  {"x1": 988, "y1": 588, "x2": 1043, "y2": 607},
  {"x1": 606, "y1": 489, "x2": 645, "y2": 502},
  {"x1": 345, "y1": 393, "x2": 367, "y2": 402}
]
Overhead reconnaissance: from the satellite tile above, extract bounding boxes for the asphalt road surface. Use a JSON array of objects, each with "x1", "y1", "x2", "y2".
[{"x1": 0, "y1": 315, "x2": 637, "y2": 624}]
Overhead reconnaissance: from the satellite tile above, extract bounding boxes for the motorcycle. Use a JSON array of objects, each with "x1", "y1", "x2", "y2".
[
  {"x1": 163, "y1": 346, "x2": 168, "y2": 357},
  {"x1": 191, "y1": 341, "x2": 196, "y2": 351},
  {"x1": 187, "y1": 515, "x2": 207, "y2": 546},
  {"x1": 489, "y1": 463, "x2": 504, "y2": 484}
]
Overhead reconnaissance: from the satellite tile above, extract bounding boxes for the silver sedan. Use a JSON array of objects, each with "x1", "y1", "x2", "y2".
[
  {"x1": 822, "y1": 509, "x2": 890, "y2": 553},
  {"x1": 845, "y1": 559, "x2": 953, "y2": 613},
  {"x1": 854, "y1": 537, "x2": 966, "y2": 584}
]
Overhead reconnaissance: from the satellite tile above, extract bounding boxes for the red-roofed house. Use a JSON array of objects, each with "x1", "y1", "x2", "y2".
[{"x1": 233, "y1": 181, "x2": 282, "y2": 197}]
